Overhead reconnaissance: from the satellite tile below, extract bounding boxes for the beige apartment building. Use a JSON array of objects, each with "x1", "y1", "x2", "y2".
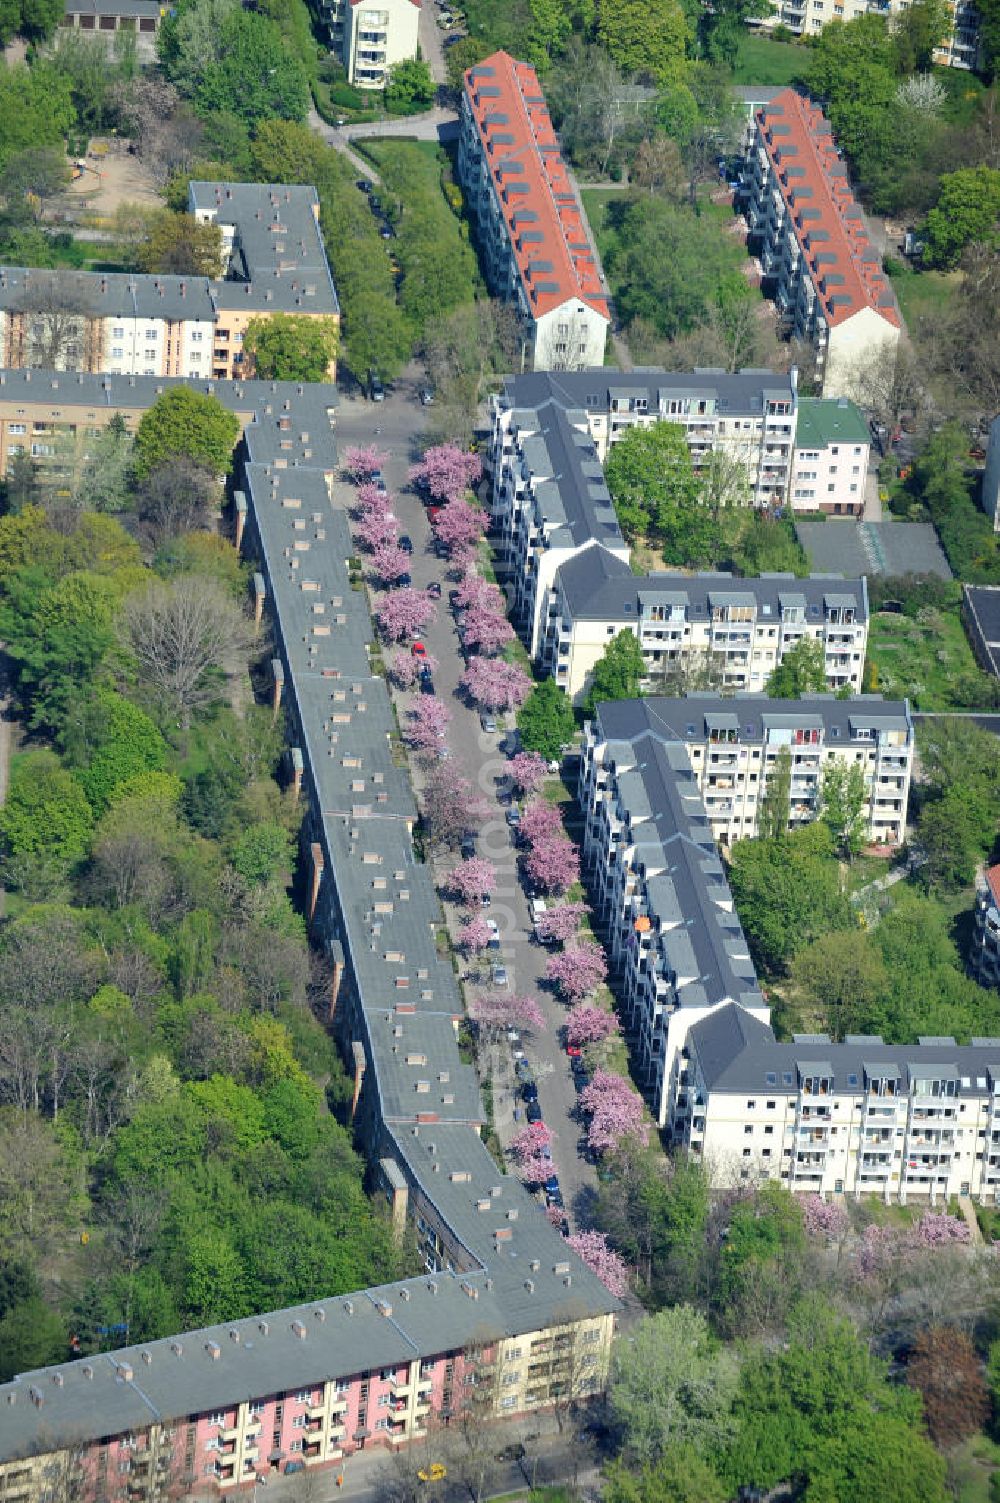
[
  {"x1": 317, "y1": 0, "x2": 420, "y2": 88},
  {"x1": 678, "y1": 1005, "x2": 1000, "y2": 1203},
  {"x1": 0, "y1": 184, "x2": 339, "y2": 386},
  {"x1": 757, "y1": 0, "x2": 981, "y2": 69},
  {"x1": 542, "y1": 545, "x2": 868, "y2": 704}
]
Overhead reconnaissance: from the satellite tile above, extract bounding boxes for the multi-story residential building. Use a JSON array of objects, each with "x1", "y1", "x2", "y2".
[
  {"x1": 579, "y1": 693, "x2": 913, "y2": 1132},
  {"x1": 541, "y1": 545, "x2": 869, "y2": 703},
  {"x1": 318, "y1": 0, "x2": 420, "y2": 89},
  {"x1": 490, "y1": 368, "x2": 799, "y2": 656},
  {"x1": 755, "y1": 0, "x2": 981, "y2": 68},
  {"x1": 789, "y1": 395, "x2": 871, "y2": 515},
  {"x1": 0, "y1": 368, "x2": 617, "y2": 1494},
  {"x1": 677, "y1": 1005, "x2": 1000, "y2": 1202},
  {"x1": 972, "y1": 865, "x2": 1000, "y2": 988},
  {"x1": 0, "y1": 183, "x2": 339, "y2": 384},
  {"x1": 579, "y1": 721, "x2": 770, "y2": 1126},
  {"x1": 741, "y1": 90, "x2": 901, "y2": 399},
  {"x1": 583, "y1": 693, "x2": 912, "y2": 860},
  {"x1": 458, "y1": 52, "x2": 611, "y2": 371}
]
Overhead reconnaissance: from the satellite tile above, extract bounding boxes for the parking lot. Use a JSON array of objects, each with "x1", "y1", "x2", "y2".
[{"x1": 332, "y1": 379, "x2": 600, "y2": 1231}]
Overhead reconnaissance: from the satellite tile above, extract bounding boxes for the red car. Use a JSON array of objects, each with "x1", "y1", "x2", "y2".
[
  {"x1": 428, "y1": 506, "x2": 443, "y2": 522},
  {"x1": 412, "y1": 641, "x2": 427, "y2": 657},
  {"x1": 565, "y1": 1044, "x2": 582, "y2": 1058}
]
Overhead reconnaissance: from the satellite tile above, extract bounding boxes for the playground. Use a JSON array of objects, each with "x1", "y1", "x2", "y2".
[{"x1": 66, "y1": 139, "x2": 160, "y2": 218}]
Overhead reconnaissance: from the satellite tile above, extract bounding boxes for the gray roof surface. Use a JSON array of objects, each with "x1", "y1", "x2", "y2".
[
  {"x1": 795, "y1": 520, "x2": 952, "y2": 580},
  {"x1": 554, "y1": 542, "x2": 867, "y2": 626},
  {"x1": 0, "y1": 368, "x2": 338, "y2": 428},
  {"x1": 593, "y1": 692, "x2": 911, "y2": 746},
  {"x1": 502, "y1": 367, "x2": 796, "y2": 418},
  {"x1": 515, "y1": 401, "x2": 623, "y2": 550},
  {"x1": 689, "y1": 1003, "x2": 1000, "y2": 1093},
  {"x1": 964, "y1": 585, "x2": 1000, "y2": 678},
  {"x1": 608, "y1": 737, "x2": 763, "y2": 1014},
  {"x1": 64, "y1": 0, "x2": 159, "y2": 16},
  {"x1": 0, "y1": 181, "x2": 338, "y2": 324},
  {"x1": 0, "y1": 360, "x2": 616, "y2": 1463}
]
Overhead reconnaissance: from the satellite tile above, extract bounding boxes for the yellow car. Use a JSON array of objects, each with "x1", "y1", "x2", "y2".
[{"x1": 417, "y1": 1462, "x2": 447, "y2": 1483}]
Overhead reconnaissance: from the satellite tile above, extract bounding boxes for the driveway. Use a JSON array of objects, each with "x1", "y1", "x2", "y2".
[{"x1": 331, "y1": 382, "x2": 599, "y2": 1232}]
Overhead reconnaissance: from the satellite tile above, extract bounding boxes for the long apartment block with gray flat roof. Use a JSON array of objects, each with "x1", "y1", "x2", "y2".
[
  {"x1": 0, "y1": 371, "x2": 618, "y2": 1497},
  {"x1": 542, "y1": 540, "x2": 868, "y2": 703},
  {"x1": 0, "y1": 182, "x2": 339, "y2": 387}
]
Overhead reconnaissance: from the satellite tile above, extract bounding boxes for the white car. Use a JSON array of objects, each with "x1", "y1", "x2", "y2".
[
  {"x1": 486, "y1": 918, "x2": 501, "y2": 950},
  {"x1": 491, "y1": 964, "x2": 509, "y2": 988}
]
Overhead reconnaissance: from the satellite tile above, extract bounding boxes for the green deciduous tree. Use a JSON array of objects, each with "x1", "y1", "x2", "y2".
[
  {"x1": 137, "y1": 210, "x2": 224, "y2": 278},
  {"x1": 604, "y1": 421, "x2": 701, "y2": 544},
  {"x1": 728, "y1": 822, "x2": 855, "y2": 975},
  {"x1": 74, "y1": 692, "x2": 167, "y2": 815},
  {"x1": 384, "y1": 57, "x2": 435, "y2": 112},
  {"x1": 0, "y1": 751, "x2": 93, "y2": 868},
  {"x1": 0, "y1": 63, "x2": 75, "y2": 171},
  {"x1": 758, "y1": 746, "x2": 791, "y2": 842},
  {"x1": 193, "y1": 8, "x2": 310, "y2": 125},
  {"x1": 609, "y1": 1306, "x2": 738, "y2": 1466},
  {"x1": 585, "y1": 629, "x2": 645, "y2": 713},
  {"x1": 243, "y1": 313, "x2": 339, "y2": 382},
  {"x1": 604, "y1": 1449, "x2": 727, "y2": 1503},
  {"x1": 766, "y1": 636, "x2": 828, "y2": 698},
  {"x1": 134, "y1": 388, "x2": 240, "y2": 479},
  {"x1": 790, "y1": 931, "x2": 889, "y2": 1038},
  {"x1": 820, "y1": 760, "x2": 868, "y2": 858},
  {"x1": 922, "y1": 165, "x2": 1000, "y2": 269},
  {"x1": 596, "y1": 0, "x2": 688, "y2": 85},
  {"x1": 721, "y1": 1300, "x2": 948, "y2": 1503},
  {"x1": 516, "y1": 677, "x2": 576, "y2": 761}
]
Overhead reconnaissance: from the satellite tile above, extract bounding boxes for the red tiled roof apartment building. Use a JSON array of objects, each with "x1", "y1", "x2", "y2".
[
  {"x1": 743, "y1": 88, "x2": 901, "y2": 399},
  {"x1": 458, "y1": 50, "x2": 611, "y2": 371}
]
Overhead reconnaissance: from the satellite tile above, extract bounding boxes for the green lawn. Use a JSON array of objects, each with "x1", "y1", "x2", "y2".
[
  {"x1": 890, "y1": 265, "x2": 961, "y2": 331},
  {"x1": 579, "y1": 187, "x2": 629, "y2": 252},
  {"x1": 949, "y1": 1434, "x2": 1000, "y2": 1503},
  {"x1": 865, "y1": 603, "x2": 984, "y2": 710},
  {"x1": 730, "y1": 33, "x2": 808, "y2": 85}
]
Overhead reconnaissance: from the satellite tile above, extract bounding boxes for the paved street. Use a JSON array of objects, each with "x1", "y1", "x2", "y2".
[{"x1": 331, "y1": 380, "x2": 600, "y2": 1232}]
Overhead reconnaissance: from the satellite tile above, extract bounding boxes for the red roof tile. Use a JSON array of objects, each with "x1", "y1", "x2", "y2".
[
  {"x1": 987, "y1": 864, "x2": 1000, "y2": 908},
  {"x1": 463, "y1": 51, "x2": 610, "y2": 322},
  {"x1": 756, "y1": 89, "x2": 900, "y2": 332}
]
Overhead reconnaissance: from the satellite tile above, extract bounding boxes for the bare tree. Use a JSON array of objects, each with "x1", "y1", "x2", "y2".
[
  {"x1": 109, "y1": 75, "x2": 205, "y2": 185},
  {"x1": 13, "y1": 273, "x2": 94, "y2": 370},
  {"x1": 136, "y1": 456, "x2": 221, "y2": 546},
  {"x1": 123, "y1": 576, "x2": 253, "y2": 727},
  {"x1": 657, "y1": 645, "x2": 727, "y2": 696},
  {"x1": 846, "y1": 339, "x2": 924, "y2": 431}
]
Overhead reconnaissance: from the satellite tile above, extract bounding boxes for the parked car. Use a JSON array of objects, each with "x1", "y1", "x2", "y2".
[
  {"x1": 515, "y1": 1058, "x2": 533, "y2": 1083},
  {"x1": 411, "y1": 641, "x2": 427, "y2": 657},
  {"x1": 491, "y1": 963, "x2": 509, "y2": 988},
  {"x1": 480, "y1": 712, "x2": 498, "y2": 734},
  {"x1": 420, "y1": 675, "x2": 435, "y2": 695},
  {"x1": 357, "y1": 178, "x2": 373, "y2": 193},
  {"x1": 546, "y1": 1188, "x2": 564, "y2": 1209},
  {"x1": 369, "y1": 195, "x2": 382, "y2": 213},
  {"x1": 419, "y1": 387, "x2": 435, "y2": 406},
  {"x1": 522, "y1": 1081, "x2": 539, "y2": 1104},
  {"x1": 460, "y1": 834, "x2": 476, "y2": 859},
  {"x1": 479, "y1": 890, "x2": 491, "y2": 908},
  {"x1": 486, "y1": 919, "x2": 500, "y2": 950},
  {"x1": 427, "y1": 581, "x2": 442, "y2": 600},
  {"x1": 566, "y1": 1043, "x2": 582, "y2": 1058},
  {"x1": 571, "y1": 1055, "x2": 587, "y2": 1077},
  {"x1": 368, "y1": 370, "x2": 384, "y2": 402},
  {"x1": 574, "y1": 1072, "x2": 591, "y2": 1094},
  {"x1": 449, "y1": 589, "x2": 461, "y2": 608},
  {"x1": 505, "y1": 806, "x2": 521, "y2": 829},
  {"x1": 531, "y1": 897, "x2": 548, "y2": 939},
  {"x1": 375, "y1": 477, "x2": 388, "y2": 494},
  {"x1": 399, "y1": 534, "x2": 413, "y2": 554},
  {"x1": 525, "y1": 1100, "x2": 542, "y2": 1124}
]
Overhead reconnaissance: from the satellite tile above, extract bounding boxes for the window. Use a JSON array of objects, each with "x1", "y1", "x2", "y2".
[
  {"x1": 112, "y1": 347, "x2": 124, "y2": 359},
  {"x1": 377, "y1": 1395, "x2": 391, "y2": 1408},
  {"x1": 8, "y1": 423, "x2": 24, "y2": 434},
  {"x1": 290, "y1": 1440, "x2": 304, "y2": 1453},
  {"x1": 191, "y1": 330, "x2": 204, "y2": 343},
  {"x1": 208, "y1": 1413, "x2": 227, "y2": 1428},
  {"x1": 500, "y1": 1396, "x2": 517, "y2": 1410},
  {"x1": 249, "y1": 1401, "x2": 265, "y2": 1418},
  {"x1": 145, "y1": 329, "x2": 157, "y2": 340},
  {"x1": 292, "y1": 1416, "x2": 307, "y2": 1429},
  {"x1": 294, "y1": 1390, "x2": 312, "y2": 1403},
  {"x1": 744, "y1": 1125, "x2": 753, "y2": 1135},
  {"x1": 113, "y1": 326, "x2": 125, "y2": 338},
  {"x1": 746, "y1": 1099, "x2": 756, "y2": 1109}
]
